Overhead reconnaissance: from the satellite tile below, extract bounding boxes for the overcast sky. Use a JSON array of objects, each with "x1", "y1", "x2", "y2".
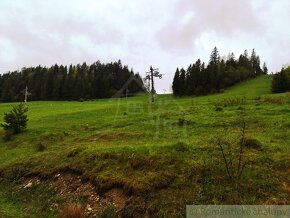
[{"x1": 0, "y1": 0, "x2": 290, "y2": 93}]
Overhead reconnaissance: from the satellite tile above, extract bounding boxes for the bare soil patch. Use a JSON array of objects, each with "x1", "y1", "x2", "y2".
[{"x1": 21, "y1": 172, "x2": 132, "y2": 217}]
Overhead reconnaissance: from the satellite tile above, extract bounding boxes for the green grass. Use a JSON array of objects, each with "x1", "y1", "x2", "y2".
[{"x1": 0, "y1": 75, "x2": 289, "y2": 217}]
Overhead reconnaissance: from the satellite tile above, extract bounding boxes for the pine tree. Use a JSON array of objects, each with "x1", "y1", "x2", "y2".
[
  {"x1": 172, "y1": 68, "x2": 180, "y2": 96},
  {"x1": 243, "y1": 49, "x2": 248, "y2": 59},
  {"x1": 272, "y1": 69, "x2": 290, "y2": 93},
  {"x1": 186, "y1": 64, "x2": 195, "y2": 95},
  {"x1": 1, "y1": 103, "x2": 28, "y2": 134},
  {"x1": 262, "y1": 62, "x2": 268, "y2": 74},
  {"x1": 209, "y1": 47, "x2": 220, "y2": 66},
  {"x1": 208, "y1": 47, "x2": 221, "y2": 91},
  {"x1": 179, "y1": 68, "x2": 186, "y2": 96},
  {"x1": 250, "y1": 49, "x2": 261, "y2": 76}
]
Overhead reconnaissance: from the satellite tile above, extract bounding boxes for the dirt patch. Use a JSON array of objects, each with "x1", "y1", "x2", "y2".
[
  {"x1": 21, "y1": 172, "x2": 132, "y2": 216},
  {"x1": 104, "y1": 188, "x2": 131, "y2": 209}
]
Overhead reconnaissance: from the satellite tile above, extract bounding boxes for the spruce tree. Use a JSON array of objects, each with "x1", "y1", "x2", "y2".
[
  {"x1": 179, "y1": 68, "x2": 186, "y2": 96},
  {"x1": 209, "y1": 47, "x2": 220, "y2": 66},
  {"x1": 262, "y1": 62, "x2": 268, "y2": 75},
  {"x1": 272, "y1": 69, "x2": 290, "y2": 93},
  {"x1": 1, "y1": 103, "x2": 28, "y2": 134},
  {"x1": 172, "y1": 68, "x2": 180, "y2": 96}
]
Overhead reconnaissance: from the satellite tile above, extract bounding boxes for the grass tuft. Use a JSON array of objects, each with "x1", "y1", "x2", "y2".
[
  {"x1": 36, "y1": 142, "x2": 46, "y2": 152},
  {"x1": 243, "y1": 138, "x2": 262, "y2": 150}
]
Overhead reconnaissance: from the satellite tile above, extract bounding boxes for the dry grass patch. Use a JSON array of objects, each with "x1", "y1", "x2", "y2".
[{"x1": 58, "y1": 203, "x2": 84, "y2": 218}]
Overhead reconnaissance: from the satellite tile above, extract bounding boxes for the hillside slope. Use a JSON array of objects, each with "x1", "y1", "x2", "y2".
[
  {"x1": 0, "y1": 76, "x2": 289, "y2": 217},
  {"x1": 223, "y1": 75, "x2": 272, "y2": 96}
]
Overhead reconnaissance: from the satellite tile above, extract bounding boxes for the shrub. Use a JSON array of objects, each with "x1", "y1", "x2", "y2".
[
  {"x1": 213, "y1": 120, "x2": 248, "y2": 183},
  {"x1": 1, "y1": 103, "x2": 28, "y2": 135},
  {"x1": 58, "y1": 203, "x2": 84, "y2": 218}
]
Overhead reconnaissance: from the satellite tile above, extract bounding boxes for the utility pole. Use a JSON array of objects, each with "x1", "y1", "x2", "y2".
[
  {"x1": 145, "y1": 66, "x2": 162, "y2": 103},
  {"x1": 22, "y1": 86, "x2": 31, "y2": 103}
]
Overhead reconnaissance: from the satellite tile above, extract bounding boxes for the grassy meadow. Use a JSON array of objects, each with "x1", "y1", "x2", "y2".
[{"x1": 0, "y1": 75, "x2": 289, "y2": 217}]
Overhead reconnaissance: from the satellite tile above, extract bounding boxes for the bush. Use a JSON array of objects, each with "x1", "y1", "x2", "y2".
[
  {"x1": 213, "y1": 120, "x2": 248, "y2": 183},
  {"x1": 1, "y1": 103, "x2": 28, "y2": 135}
]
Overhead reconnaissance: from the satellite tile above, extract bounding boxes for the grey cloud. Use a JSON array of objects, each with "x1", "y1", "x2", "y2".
[
  {"x1": 0, "y1": 0, "x2": 290, "y2": 93},
  {"x1": 0, "y1": 2, "x2": 126, "y2": 67},
  {"x1": 157, "y1": 0, "x2": 263, "y2": 52}
]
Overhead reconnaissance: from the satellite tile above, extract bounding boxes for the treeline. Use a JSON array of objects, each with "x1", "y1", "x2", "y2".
[
  {"x1": 0, "y1": 60, "x2": 145, "y2": 102},
  {"x1": 172, "y1": 47, "x2": 268, "y2": 96},
  {"x1": 272, "y1": 66, "x2": 290, "y2": 93}
]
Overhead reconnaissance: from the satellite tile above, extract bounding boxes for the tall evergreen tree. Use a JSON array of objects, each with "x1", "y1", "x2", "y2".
[
  {"x1": 179, "y1": 68, "x2": 186, "y2": 96},
  {"x1": 209, "y1": 47, "x2": 220, "y2": 91},
  {"x1": 272, "y1": 68, "x2": 290, "y2": 93},
  {"x1": 172, "y1": 68, "x2": 180, "y2": 96},
  {"x1": 262, "y1": 62, "x2": 268, "y2": 75},
  {"x1": 209, "y1": 47, "x2": 220, "y2": 65}
]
